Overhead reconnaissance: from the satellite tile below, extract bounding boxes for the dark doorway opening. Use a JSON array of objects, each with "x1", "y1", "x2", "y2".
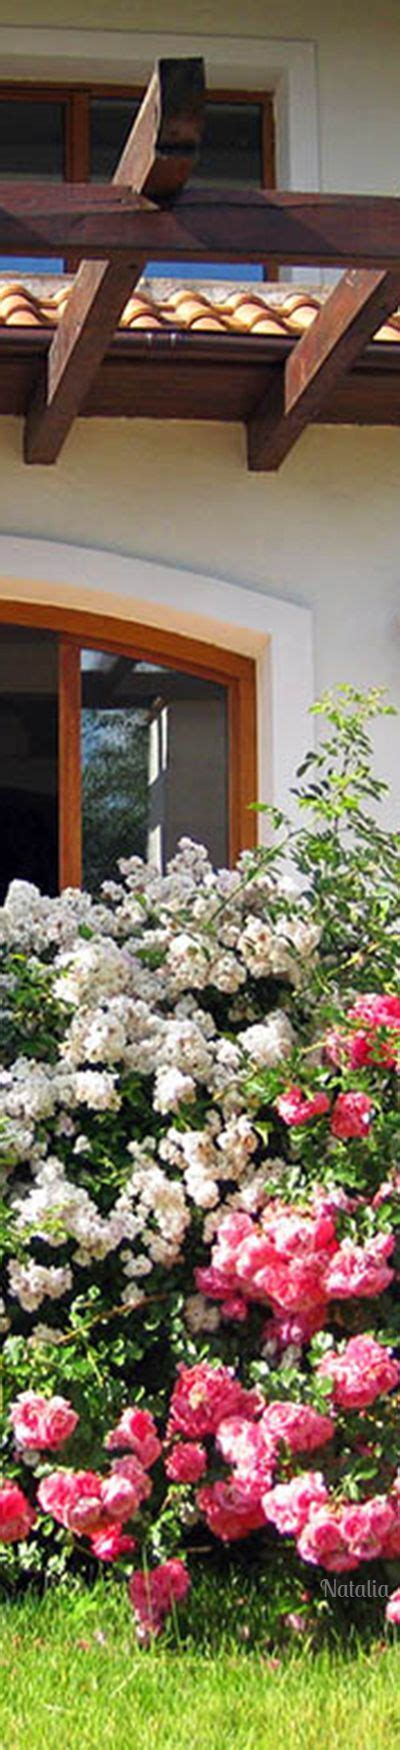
[{"x1": 0, "y1": 629, "x2": 58, "y2": 901}]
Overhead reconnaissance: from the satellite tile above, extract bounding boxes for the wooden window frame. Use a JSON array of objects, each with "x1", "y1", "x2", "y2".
[
  {"x1": 0, "y1": 601, "x2": 257, "y2": 888},
  {"x1": 0, "y1": 84, "x2": 275, "y2": 190}
]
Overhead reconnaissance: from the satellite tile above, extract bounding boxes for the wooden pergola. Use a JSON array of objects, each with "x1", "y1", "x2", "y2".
[{"x1": 0, "y1": 56, "x2": 400, "y2": 468}]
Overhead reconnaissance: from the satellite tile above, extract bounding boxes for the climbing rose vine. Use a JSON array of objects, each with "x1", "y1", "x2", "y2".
[{"x1": 0, "y1": 686, "x2": 399, "y2": 1639}]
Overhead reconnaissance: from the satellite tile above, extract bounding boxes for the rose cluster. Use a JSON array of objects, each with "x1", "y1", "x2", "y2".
[
  {"x1": 3, "y1": 1357, "x2": 400, "y2": 1630},
  {"x1": 195, "y1": 1203, "x2": 395, "y2": 1341},
  {"x1": 1, "y1": 1388, "x2": 189, "y2": 1640}
]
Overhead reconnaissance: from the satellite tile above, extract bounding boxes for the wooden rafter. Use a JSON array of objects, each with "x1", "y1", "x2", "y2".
[
  {"x1": 24, "y1": 57, "x2": 205, "y2": 464},
  {"x1": 0, "y1": 186, "x2": 398, "y2": 269},
  {"x1": 247, "y1": 268, "x2": 400, "y2": 470}
]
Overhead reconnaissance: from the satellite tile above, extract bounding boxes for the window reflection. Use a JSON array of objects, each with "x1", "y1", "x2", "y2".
[{"x1": 81, "y1": 651, "x2": 228, "y2": 890}]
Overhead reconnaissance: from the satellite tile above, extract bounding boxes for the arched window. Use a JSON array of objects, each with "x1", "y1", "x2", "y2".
[{"x1": 0, "y1": 606, "x2": 257, "y2": 896}]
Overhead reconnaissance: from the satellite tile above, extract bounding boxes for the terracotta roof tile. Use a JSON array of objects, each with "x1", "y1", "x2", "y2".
[{"x1": 0, "y1": 276, "x2": 399, "y2": 345}]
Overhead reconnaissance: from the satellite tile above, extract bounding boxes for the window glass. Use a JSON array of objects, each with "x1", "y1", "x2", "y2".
[
  {"x1": 81, "y1": 650, "x2": 228, "y2": 890},
  {"x1": 0, "y1": 98, "x2": 65, "y2": 272},
  {"x1": 0, "y1": 99, "x2": 64, "y2": 179},
  {"x1": 0, "y1": 627, "x2": 58, "y2": 900},
  {"x1": 193, "y1": 101, "x2": 263, "y2": 187},
  {"x1": 90, "y1": 97, "x2": 140, "y2": 182},
  {"x1": 90, "y1": 97, "x2": 262, "y2": 188}
]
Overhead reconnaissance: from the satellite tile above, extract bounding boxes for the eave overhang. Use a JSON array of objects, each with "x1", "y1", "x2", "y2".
[{"x1": 0, "y1": 318, "x2": 399, "y2": 431}]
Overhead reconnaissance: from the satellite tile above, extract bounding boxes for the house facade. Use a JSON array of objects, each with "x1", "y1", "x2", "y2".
[{"x1": 0, "y1": 0, "x2": 399, "y2": 898}]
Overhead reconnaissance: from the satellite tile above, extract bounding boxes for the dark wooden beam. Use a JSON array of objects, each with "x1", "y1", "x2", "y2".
[
  {"x1": 247, "y1": 268, "x2": 400, "y2": 470},
  {"x1": 174, "y1": 189, "x2": 400, "y2": 270},
  {"x1": 0, "y1": 183, "x2": 183, "y2": 259},
  {"x1": 24, "y1": 57, "x2": 205, "y2": 464},
  {"x1": 0, "y1": 186, "x2": 400, "y2": 268}
]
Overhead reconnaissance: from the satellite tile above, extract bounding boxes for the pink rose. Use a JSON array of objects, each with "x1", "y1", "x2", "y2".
[
  {"x1": 386, "y1": 1589, "x2": 400, "y2": 1624},
  {"x1": 151, "y1": 1558, "x2": 190, "y2": 1606},
  {"x1": 90, "y1": 1525, "x2": 137, "y2": 1562},
  {"x1": 348, "y1": 1030, "x2": 389, "y2": 1068},
  {"x1": 110, "y1": 1456, "x2": 152, "y2": 1505},
  {"x1": 66, "y1": 1496, "x2": 105, "y2": 1536},
  {"x1": 325, "y1": 1233, "x2": 394, "y2": 1300},
  {"x1": 129, "y1": 1560, "x2": 190, "y2": 1642},
  {"x1": 381, "y1": 1521, "x2": 400, "y2": 1559},
  {"x1": 165, "y1": 1443, "x2": 207, "y2": 1483},
  {"x1": 220, "y1": 1297, "x2": 248, "y2": 1323},
  {"x1": 324, "y1": 1029, "x2": 348, "y2": 1067},
  {"x1": 326, "y1": 1025, "x2": 394, "y2": 1070},
  {"x1": 197, "y1": 1478, "x2": 266, "y2": 1541},
  {"x1": 100, "y1": 1474, "x2": 142, "y2": 1522},
  {"x1": 256, "y1": 1256, "x2": 329, "y2": 1314},
  {"x1": 0, "y1": 1482, "x2": 36, "y2": 1543},
  {"x1": 216, "y1": 1415, "x2": 274, "y2": 1473},
  {"x1": 234, "y1": 1207, "x2": 336, "y2": 1316},
  {"x1": 340, "y1": 1496, "x2": 395, "y2": 1561},
  {"x1": 262, "y1": 1472, "x2": 328, "y2": 1535},
  {"x1": 326, "y1": 994, "x2": 400, "y2": 1069},
  {"x1": 37, "y1": 1469, "x2": 103, "y2": 1528},
  {"x1": 261, "y1": 1207, "x2": 336, "y2": 1258},
  {"x1": 105, "y1": 1408, "x2": 161, "y2": 1469},
  {"x1": 330, "y1": 1092, "x2": 373, "y2": 1140},
  {"x1": 297, "y1": 1505, "x2": 356, "y2": 1572},
  {"x1": 260, "y1": 1401, "x2": 335, "y2": 1453},
  {"x1": 318, "y1": 1335, "x2": 400, "y2": 1410},
  {"x1": 348, "y1": 993, "x2": 400, "y2": 1068},
  {"x1": 276, "y1": 1087, "x2": 330, "y2": 1127},
  {"x1": 167, "y1": 1363, "x2": 260, "y2": 1441},
  {"x1": 215, "y1": 1417, "x2": 275, "y2": 1503},
  {"x1": 266, "y1": 1305, "x2": 327, "y2": 1351},
  {"x1": 195, "y1": 1266, "x2": 239, "y2": 1300},
  {"x1": 10, "y1": 1391, "x2": 78, "y2": 1451},
  {"x1": 213, "y1": 1213, "x2": 254, "y2": 1255},
  {"x1": 349, "y1": 993, "x2": 400, "y2": 1029}
]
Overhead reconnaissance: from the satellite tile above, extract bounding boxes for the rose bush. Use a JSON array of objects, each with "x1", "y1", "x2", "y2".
[{"x1": 0, "y1": 686, "x2": 399, "y2": 1639}]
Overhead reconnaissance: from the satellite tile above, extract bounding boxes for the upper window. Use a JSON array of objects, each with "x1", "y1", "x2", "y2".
[
  {"x1": 89, "y1": 93, "x2": 272, "y2": 189},
  {"x1": 0, "y1": 85, "x2": 275, "y2": 279}
]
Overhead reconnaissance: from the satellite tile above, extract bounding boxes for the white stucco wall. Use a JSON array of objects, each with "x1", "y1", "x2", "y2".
[{"x1": 0, "y1": 416, "x2": 398, "y2": 828}]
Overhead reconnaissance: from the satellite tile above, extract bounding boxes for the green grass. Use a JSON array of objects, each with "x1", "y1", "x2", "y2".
[{"x1": 0, "y1": 1586, "x2": 400, "y2": 1750}]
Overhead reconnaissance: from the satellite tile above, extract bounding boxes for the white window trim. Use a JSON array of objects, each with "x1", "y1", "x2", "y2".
[
  {"x1": 0, "y1": 535, "x2": 314, "y2": 838},
  {"x1": 0, "y1": 28, "x2": 320, "y2": 205}
]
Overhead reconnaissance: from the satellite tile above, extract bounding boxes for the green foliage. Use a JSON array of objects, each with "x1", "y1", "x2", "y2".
[{"x1": 0, "y1": 952, "x2": 69, "y2": 1065}]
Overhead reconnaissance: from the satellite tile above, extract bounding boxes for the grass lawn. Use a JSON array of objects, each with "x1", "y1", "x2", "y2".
[{"x1": 0, "y1": 1586, "x2": 400, "y2": 1750}]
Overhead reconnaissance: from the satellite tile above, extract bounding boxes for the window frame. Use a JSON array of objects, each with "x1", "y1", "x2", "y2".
[
  {"x1": 0, "y1": 601, "x2": 257, "y2": 888},
  {"x1": 0, "y1": 82, "x2": 275, "y2": 190}
]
